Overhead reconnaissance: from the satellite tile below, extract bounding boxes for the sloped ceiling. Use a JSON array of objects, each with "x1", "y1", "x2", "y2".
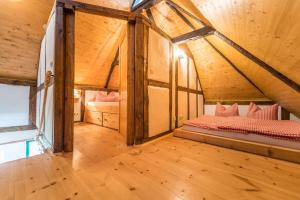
[
  {"x1": 0, "y1": 0, "x2": 54, "y2": 81},
  {"x1": 75, "y1": 12, "x2": 126, "y2": 88}
]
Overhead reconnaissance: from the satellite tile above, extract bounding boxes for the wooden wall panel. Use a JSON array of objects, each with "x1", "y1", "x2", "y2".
[
  {"x1": 108, "y1": 65, "x2": 120, "y2": 90},
  {"x1": 198, "y1": 94, "x2": 204, "y2": 116},
  {"x1": 148, "y1": 29, "x2": 170, "y2": 83},
  {"x1": 148, "y1": 86, "x2": 170, "y2": 137},
  {"x1": 189, "y1": 57, "x2": 197, "y2": 90},
  {"x1": 178, "y1": 91, "x2": 188, "y2": 126}
]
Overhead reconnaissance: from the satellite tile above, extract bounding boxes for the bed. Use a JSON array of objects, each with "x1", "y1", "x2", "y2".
[
  {"x1": 174, "y1": 115, "x2": 300, "y2": 163},
  {"x1": 84, "y1": 101, "x2": 119, "y2": 130}
]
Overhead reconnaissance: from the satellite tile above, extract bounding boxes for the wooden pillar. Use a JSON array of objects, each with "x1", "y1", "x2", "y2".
[
  {"x1": 127, "y1": 21, "x2": 136, "y2": 145},
  {"x1": 64, "y1": 8, "x2": 75, "y2": 152},
  {"x1": 53, "y1": 2, "x2": 65, "y2": 153},
  {"x1": 281, "y1": 107, "x2": 290, "y2": 120},
  {"x1": 169, "y1": 42, "x2": 173, "y2": 131},
  {"x1": 80, "y1": 90, "x2": 86, "y2": 122},
  {"x1": 175, "y1": 58, "x2": 179, "y2": 128},
  {"x1": 29, "y1": 86, "x2": 37, "y2": 126},
  {"x1": 134, "y1": 16, "x2": 146, "y2": 144}
]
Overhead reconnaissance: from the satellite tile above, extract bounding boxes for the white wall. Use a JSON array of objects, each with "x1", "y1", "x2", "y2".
[
  {"x1": 0, "y1": 84, "x2": 29, "y2": 127},
  {"x1": 204, "y1": 104, "x2": 282, "y2": 119},
  {"x1": 290, "y1": 114, "x2": 300, "y2": 123}
]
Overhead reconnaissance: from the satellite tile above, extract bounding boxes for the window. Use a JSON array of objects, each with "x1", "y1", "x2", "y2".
[{"x1": 132, "y1": 0, "x2": 146, "y2": 9}]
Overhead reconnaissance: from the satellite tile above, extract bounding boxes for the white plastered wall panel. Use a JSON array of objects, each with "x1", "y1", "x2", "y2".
[
  {"x1": 189, "y1": 58, "x2": 197, "y2": 90},
  {"x1": 178, "y1": 56, "x2": 188, "y2": 87},
  {"x1": 148, "y1": 86, "x2": 170, "y2": 137},
  {"x1": 44, "y1": 11, "x2": 55, "y2": 146},
  {"x1": 178, "y1": 91, "x2": 188, "y2": 127},
  {"x1": 189, "y1": 93, "x2": 197, "y2": 119},
  {"x1": 0, "y1": 84, "x2": 29, "y2": 127},
  {"x1": 148, "y1": 29, "x2": 170, "y2": 83},
  {"x1": 290, "y1": 114, "x2": 300, "y2": 123}
]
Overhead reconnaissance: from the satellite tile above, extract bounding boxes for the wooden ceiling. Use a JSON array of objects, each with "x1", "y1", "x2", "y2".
[
  {"x1": 0, "y1": 0, "x2": 54, "y2": 81},
  {"x1": 75, "y1": 12, "x2": 126, "y2": 87}
]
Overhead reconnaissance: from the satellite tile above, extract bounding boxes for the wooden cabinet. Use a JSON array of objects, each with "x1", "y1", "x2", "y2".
[
  {"x1": 85, "y1": 111, "x2": 103, "y2": 126},
  {"x1": 103, "y1": 113, "x2": 119, "y2": 130}
]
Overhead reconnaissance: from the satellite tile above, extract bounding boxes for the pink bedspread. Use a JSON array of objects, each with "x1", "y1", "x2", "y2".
[{"x1": 183, "y1": 116, "x2": 300, "y2": 140}]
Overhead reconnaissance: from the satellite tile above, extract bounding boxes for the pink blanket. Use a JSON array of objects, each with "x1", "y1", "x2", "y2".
[{"x1": 184, "y1": 116, "x2": 300, "y2": 140}]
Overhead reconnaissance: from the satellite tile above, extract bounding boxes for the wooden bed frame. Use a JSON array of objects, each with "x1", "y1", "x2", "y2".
[{"x1": 174, "y1": 128, "x2": 300, "y2": 164}]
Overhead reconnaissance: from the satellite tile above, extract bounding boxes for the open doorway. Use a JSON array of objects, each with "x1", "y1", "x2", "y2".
[{"x1": 70, "y1": 11, "x2": 131, "y2": 161}]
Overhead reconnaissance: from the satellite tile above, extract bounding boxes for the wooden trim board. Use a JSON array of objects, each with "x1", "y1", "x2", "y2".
[
  {"x1": 174, "y1": 128, "x2": 300, "y2": 164},
  {"x1": 0, "y1": 77, "x2": 36, "y2": 86},
  {"x1": 0, "y1": 125, "x2": 36, "y2": 133}
]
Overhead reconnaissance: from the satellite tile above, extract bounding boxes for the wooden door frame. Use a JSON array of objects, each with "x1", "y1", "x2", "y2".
[{"x1": 53, "y1": 1, "x2": 137, "y2": 152}]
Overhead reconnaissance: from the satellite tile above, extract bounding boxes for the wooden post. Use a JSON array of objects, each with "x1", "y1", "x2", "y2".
[
  {"x1": 53, "y1": 2, "x2": 65, "y2": 153},
  {"x1": 281, "y1": 107, "x2": 290, "y2": 120},
  {"x1": 29, "y1": 86, "x2": 37, "y2": 126},
  {"x1": 64, "y1": 8, "x2": 75, "y2": 152},
  {"x1": 134, "y1": 16, "x2": 145, "y2": 144},
  {"x1": 143, "y1": 25, "x2": 149, "y2": 139},
  {"x1": 127, "y1": 21, "x2": 136, "y2": 145},
  {"x1": 169, "y1": 42, "x2": 173, "y2": 131},
  {"x1": 80, "y1": 90, "x2": 86, "y2": 121}
]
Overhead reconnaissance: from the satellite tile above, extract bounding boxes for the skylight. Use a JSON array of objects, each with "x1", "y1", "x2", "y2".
[{"x1": 132, "y1": 0, "x2": 146, "y2": 9}]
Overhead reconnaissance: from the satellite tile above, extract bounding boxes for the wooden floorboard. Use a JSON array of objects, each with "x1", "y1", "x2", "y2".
[{"x1": 0, "y1": 123, "x2": 299, "y2": 199}]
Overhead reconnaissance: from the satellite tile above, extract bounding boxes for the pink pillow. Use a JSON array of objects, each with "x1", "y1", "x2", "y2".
[
  {"x1": 95, "y1": 91, "x2": 107, "y2": 102},
  {"x1": 247, "y1": 102, "x2": 278, "y2": 120},
  {"x1": 215, "y1": 102, "x2": 239, "y2": 117}
]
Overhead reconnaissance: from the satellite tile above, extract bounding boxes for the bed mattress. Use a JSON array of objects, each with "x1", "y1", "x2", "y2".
[
  {"x1": 179, "y1": 125, "x2": 300, "y2": 150},
  {"x1": 86, "y1": 102, "x2": 119, "y2": 114}
]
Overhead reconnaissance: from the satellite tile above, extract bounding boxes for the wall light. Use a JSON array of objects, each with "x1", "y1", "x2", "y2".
[{"x1": 175, "y1": 48, "x2": 186, "y2": 59}]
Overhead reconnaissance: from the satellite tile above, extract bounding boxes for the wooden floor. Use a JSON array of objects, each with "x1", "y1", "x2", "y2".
[{"x1": 1, "y1": 123, "x2": 300, "y2": 200}]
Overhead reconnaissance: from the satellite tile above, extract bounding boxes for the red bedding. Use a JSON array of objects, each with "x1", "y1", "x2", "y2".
[{"x1": 183, "y1": 116, "x2": 300, "y2": 140}]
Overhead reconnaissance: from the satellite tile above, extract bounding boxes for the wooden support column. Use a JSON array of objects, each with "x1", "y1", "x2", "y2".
[
  {"x1": 169, "y1": 42, "x2": 173, "y2": 131},
  {"x1": 281, "y1": 107, "x2": 290, "y2": 120},
  {"x1": 29, "y1": 86, "x2": 37, "y2": 126},
  {"x1": 54, "y1": 2, "x2": 65, "y2": 153},
  {"x1": 64, "y1": 8, "x2": 75, "y2": 152},
  {"x1": 175, "y1": 58, "x2": 179, "y2": 128},
  {"x1": 143, "y1": 25, "x2": 149, "y2": 139},
  {"x1": 134, "y1": 16, "x2": 146, "y2": 144},
  {"x1": 127, "y1": 21, "x2": 136, "y2": 145},
  {"x1": 80, "y1": 90, "x2": 86, "y2": 122}
]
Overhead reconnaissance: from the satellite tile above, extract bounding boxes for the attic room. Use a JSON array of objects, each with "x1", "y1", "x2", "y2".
[{"x1": 0, "y1": 0, "x2": 300, "y2": 199}]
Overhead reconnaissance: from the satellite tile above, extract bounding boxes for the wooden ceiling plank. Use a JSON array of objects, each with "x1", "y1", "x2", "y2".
[
  {"x1": 105, "y1": 49, "x2": 119, "y2": 88},
  {"x1": 58, "y1": 0, "x2": 136, "y2": 21},
  {"x1": 171, "y1": 26, "x2": 215, "y2": 44},
  {"x1": 0, "y1": 77, "x2": 36, "y2": 86}
]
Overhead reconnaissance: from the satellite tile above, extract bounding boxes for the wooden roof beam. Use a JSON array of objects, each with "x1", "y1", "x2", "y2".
[
  {"x1": 172, "y1": 26, "x2": 215, "y2": 44},
  {"x1": 146, "y1": 9, "x2": 155, "y2": 25},
  {"x1": 57, "y1": 0, "x2": 136, "y2": 21},
  {"x1": 132, "y1": 0, "x2": 163, "y2": 13},
  {"x1": 105, "y1": 49, "x2": 119, "y2": 89},
  {"x1": 0, "y1": 77, "x2": 36, "y2": 86},
  {"x1": 74, "y1": 84, "x2": 118, "y2": 92}
]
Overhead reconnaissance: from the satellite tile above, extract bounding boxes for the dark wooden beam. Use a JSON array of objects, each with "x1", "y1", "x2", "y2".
[
  {"x1": 148, "y1": 79, "x2": 169, "y2": 88},
  {"x1": 281, "y1": 107, "x2": 290, "y2": 120},
  {"x1": 0, "y1": 125, "x2": 36, "y2": 133},
  {"x1": 177, "y1": 86, "x2": 203, "y2": 95},
  {"x1": 132, "y1": 0, "x2": 163, "y2": 12},
  {"x1": 53, "y1": 2, "x2": 65, "y2": 153},
  {"x1": 172, "y1": 26, "x2": 215, "y2": 44},
  {"x1": 146, "y1": 9, "x2": 155, "y2": 25},
  {"x1": 105, "y1": 49, "x2": 119, "y2": 88},
  {"x1": 80, "y1": 90, "x2": 86, "y2": 122},
  {"x1": 165, "y1": 0, "x2": 207, "y2": 26},
  {"x1": 214, "y1": 31, "x2": 300, "y2": 93},
  {"x1": 204, "y1": 39, "x2": 265, "y2": 95},
  {"x1": 58, "y1": 0, "x2": 135, "y2": 21},
  {"x1": 29, "y1": 86, "x2": 37, "y2": 126},
  {"x1": 0, "y1": 77, "x2": 36, "y2": 86},
  {"x1": 166, "y1": 1, "x2": 196, "y2": 30},
  {"x1": 74, "y1": 84, "x2": 118, "y2": 92},
  {"x1": 64, "y1": 8, "x2": 75, "y2": 152}
]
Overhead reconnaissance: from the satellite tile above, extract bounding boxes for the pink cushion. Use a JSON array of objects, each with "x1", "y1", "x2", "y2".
[
  {"x1": 247, "y1": 102, "x2": 278, "y2": 120},
  {"x1": 95, "y1": 91, "x2": 107, "y2": 102},
  {"x1": 94, "y1": 91, "x2": 120, "y2": 102},
  {"x1": 215, "y1": 102, "x2": 239, "y2": 117}
]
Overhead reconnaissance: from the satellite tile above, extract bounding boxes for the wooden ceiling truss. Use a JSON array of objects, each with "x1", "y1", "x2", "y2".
[
  {"x1": 105, "y1": 49, "x2": 120, "y2": 89},
  {"x1": 166, "y1": 0, "x2": 300, "y2": 94}
]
